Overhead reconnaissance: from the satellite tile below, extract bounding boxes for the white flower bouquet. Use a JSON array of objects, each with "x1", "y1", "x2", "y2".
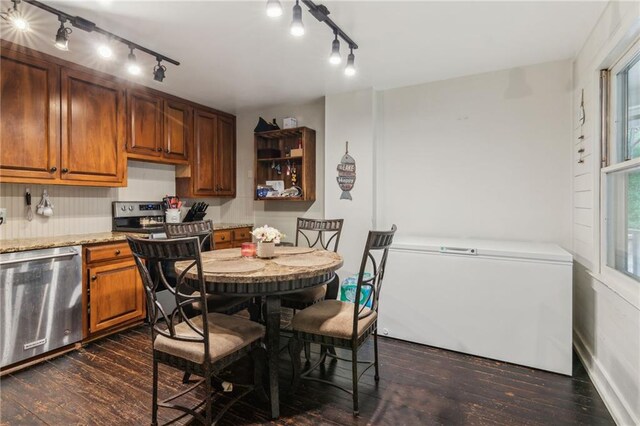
[{"x1": 251, "y1": 225, "x2": 284, "y2": 244}]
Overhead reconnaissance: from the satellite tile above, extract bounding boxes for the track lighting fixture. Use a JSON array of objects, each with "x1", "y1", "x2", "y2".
[
  {"x1": 127, "y1": 48, "x2": 141, "y2": 75},
  {"x1": 1, "y1": 0, "x2": 29, "y2": 31},
  {"x1": 344, "y1": 48, "x2": 355, "y2": 76},
  {"x1": 97, "y1": 41, "x2": 113, "y2": 59},
  {"x1": 290, "y1": 0, "x2": 304, "y2": 37},
  {"x1": 9, "y1": 0, "x2": 179, "y2": 81},
  {"x1": 267, "y1": 0, "x2": 359, "y2": 76},
  {"x1": 266, "y1": 0, "x2": 282, "y2": 18},
  {"x1": 54, "y1": 19, "x2": 72, "y2": 51},
  {"x1": 329, "y1": 32, "x2": 341, "y2": 65},
  {"x1": 153, "y1": 59, "x2": 166, "y2": 82}
]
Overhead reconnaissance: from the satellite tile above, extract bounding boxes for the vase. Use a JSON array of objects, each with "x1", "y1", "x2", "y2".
[{"x1": 257, "y1": 241, "x2": 275, "y2": 258}]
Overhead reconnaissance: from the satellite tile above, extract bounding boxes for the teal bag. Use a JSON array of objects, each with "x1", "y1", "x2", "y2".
[{"x1": 339, "y1": 273, "x2": 373, "y2": 308}]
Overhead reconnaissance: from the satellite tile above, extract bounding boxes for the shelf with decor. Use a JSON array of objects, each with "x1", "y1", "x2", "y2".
[{"x1": 254, "y1": 126, "x2": 315, "y2": 201}]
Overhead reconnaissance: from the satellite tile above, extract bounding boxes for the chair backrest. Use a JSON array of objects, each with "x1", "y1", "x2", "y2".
[
  {"x1": 164, "y1": 220, "x2": 214, "y2": 252},
  {"x1": 352, "y1": 225, "x2": 397, "y2": 338},
  {"x1": 295, "y1": 218, "x2": 344, "y2": 252},
  {"x1": 127, "y1": 236, "x2": 212, "y2": 363}
]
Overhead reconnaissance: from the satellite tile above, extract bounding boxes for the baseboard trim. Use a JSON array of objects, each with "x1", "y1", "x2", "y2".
[{"x1": 573, "y1": 329, "x2": 638, "y2": 425}]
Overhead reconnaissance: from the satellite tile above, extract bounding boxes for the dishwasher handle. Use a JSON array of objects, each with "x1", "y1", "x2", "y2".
[
  {"x1": 439, "y1": 246, "x2": 477, "y2": 255},
  {"x1": 0, "y1": 249, "x2": 79, "y2": 266}
]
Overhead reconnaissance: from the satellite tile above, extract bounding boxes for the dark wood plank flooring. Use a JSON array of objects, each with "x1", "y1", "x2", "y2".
[{"x1": 0, "y1": 325, "x2": 614, "y2": 425}]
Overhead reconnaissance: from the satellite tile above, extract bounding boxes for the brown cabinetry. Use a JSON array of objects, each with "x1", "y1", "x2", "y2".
[
  {"x1": 61, "y1": 68, "x2": 126, "y2": 185},
  {"x1": 254, "y1": 127, "x2": 316, "y2": 201},
  {"x1": 125, "y1": 90, "x2": 191, "y2": 164},
  {"x1": 164, "y1": 100, "x2": 191, "y2": 162},
  {"x1": 212, "y1": 226, "x2": 252, "y2": 250},
  {"x1": 0, "y1": 49, "x2": 59, "y2": 182},
  {"x1": 126, "y1": 89, "x2": 163, "y2": 159},
  {"x1": 83, "y1": 241, "x2": 145, "y2": 340},
  {"x1": 176, "y1": 109, "x2": 236, "y2": 198}
]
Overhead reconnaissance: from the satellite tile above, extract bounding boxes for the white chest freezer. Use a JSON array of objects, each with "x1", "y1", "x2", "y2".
[{"x1": 378, "y1": 237, "x2": 573, "y2": 375}]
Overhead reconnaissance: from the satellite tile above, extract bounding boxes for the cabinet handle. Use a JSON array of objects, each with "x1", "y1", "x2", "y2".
[
  {"x1": 61, "y1": 168, "x2": 69, "y2": 173},
  {"x1": 156, "y1": 147, "x2": 162, "y2": 152},
  {"x1": 165, "y1": 149, "x2": 170, "y2": 154},
  {"x1": 50, "y1": 166, "x2": 57, "y2": 173},
  {"x1": 91, "y1": 275, "x2": 97, "y2": 281},
  {"x1": 220, "y1": 236, "x2": 225, "y2": 240},
  {"x1": 115, "y1": 249, "x2": 121, "y2": 255}
]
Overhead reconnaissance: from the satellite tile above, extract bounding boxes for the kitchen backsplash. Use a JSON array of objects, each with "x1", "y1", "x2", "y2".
[{"x1": 0, "y1": 161, "x2": 176, "y2": 240}]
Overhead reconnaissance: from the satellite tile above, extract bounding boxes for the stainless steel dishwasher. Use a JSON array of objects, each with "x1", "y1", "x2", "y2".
[{"x1": 0, "y1": 245, "x2": 82, "y2": 368}]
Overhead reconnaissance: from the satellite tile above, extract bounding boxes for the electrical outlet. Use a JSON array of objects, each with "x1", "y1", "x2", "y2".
[{"x1": 0, "y1": 208, "x2": 6, "y2": 225}]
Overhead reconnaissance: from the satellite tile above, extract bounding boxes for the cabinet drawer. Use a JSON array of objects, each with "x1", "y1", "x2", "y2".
[
  {"x1": 214, "y1": 230, "x2": 232, "y2": 244},
  {"x1": 86, "y1": 242, "x2": 132, "y2": 264},
  {"x1": 215, "y1": 241, "x2": 233, "y2": 250},
  {"x1": 233, "y1": 227, "x2": 252, "y2": 242}
]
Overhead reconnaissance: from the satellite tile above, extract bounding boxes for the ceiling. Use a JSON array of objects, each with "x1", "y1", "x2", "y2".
[{"x1": 1, "y1": 1, "x2": 607, "y2": 113}]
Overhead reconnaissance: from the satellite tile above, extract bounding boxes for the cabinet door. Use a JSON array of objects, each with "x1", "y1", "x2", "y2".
[
  {"x1": 164, "y1": 100, "x2": 190, "y2": 162},
  {"x1": 61, "y1": 68, "x2": 126, "y2": 184},
  {"x1": 0, "y1": 49, "x2": 59, "y2": 181},
  {"x1": 88, "y1": 260, "x2": 145, "y2": 334},
  {"x1": 214, "y1": 115, "x2": 236, "y2": 196},
  {"x1": 192, "y1": 109, "x2": 217, "y2": 195},
  {"x1": 127, "y1": 89, "x2": 163, "y2": 158}
]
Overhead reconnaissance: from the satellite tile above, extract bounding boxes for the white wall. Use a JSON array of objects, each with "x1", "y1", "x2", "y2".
[
  {"x1": 0, "y1": 161, "x2": 175, "y2": 240},
  {"x1": 325, "y1": 89, "x2": 376, "y2": 277},
  {"x1": 376, "y1": 60, "x2": 573, "y2": 248},
  {"x1": 571, "y1": 1, "x2": 640, "y2": 424},
  {"x1": 221, "y1": 98, "x2": 326, "y2": 240}
]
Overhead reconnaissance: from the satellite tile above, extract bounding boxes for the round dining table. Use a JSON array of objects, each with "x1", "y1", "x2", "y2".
[{"x1": 175, "y1": 246, "x2": 343, "y2": 419}]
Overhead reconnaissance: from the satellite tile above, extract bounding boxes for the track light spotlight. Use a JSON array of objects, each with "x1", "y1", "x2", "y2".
[
  {"x1": 329, "y1": 33, "x2": 341, "y2": 65},
  {"x1": 127, "y1": 48, "x2": 141, "y2": 75},
  {"x1": 344, "y1": 48, "x2": 356, "y2": 76},
  {"x1": 2, "y1": 0, "x2": 29, "y2": 31},
  {"x1": 153, "y1": 59, "x2": 166, "y2": 82},
  {"x1": 97, "y1": 42, "x2": 113, "y2": 59},
  {"x1": 266, "y1": 0, "x2": 282, "y2": 18},
  {"x1": 290, "y1": 0, "x2": 304, "y2": 37},
  {"x1": 54, "y1": 20, "x2": 72, "y2": 51}
]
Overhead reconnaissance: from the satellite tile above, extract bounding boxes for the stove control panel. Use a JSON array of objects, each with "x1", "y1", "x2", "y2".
[{"x1": 112, "y1": 201, "x2": 163, "y2": 218}]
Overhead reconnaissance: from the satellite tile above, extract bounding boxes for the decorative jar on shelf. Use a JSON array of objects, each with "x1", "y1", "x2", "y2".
[{"x1": 257, "y1": 241, "x2": 275, "y2": 258}]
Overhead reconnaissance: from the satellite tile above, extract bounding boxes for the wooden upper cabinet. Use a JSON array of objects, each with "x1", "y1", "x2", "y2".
[
  {"x1": 164, "y1": 100, "x2": 191, "y2": 162},
  {"x1": 0, "y1": 49, "x2": 59, "y2": 182},
  {"x1": 214, "y1": 115, "x2": 236, "y2": 196},
  {"x1": 192, "y1": 109, "x2": 217, "y2": 195},
  {"x1": 127, "y1": 89, "x2": 163, "y2": 158},
  {"x1": 61, "y1": 68, "x2": 126, "y2": 185}
]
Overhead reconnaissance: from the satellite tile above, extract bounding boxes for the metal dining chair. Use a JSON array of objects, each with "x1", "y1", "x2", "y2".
[
  {"x1": 127, "y1": 236, "x2": 267, "y2": 425},
  {"x1": 164, "y1": 220, "x2": 252, "y2": 317},
  {"x1": 288, "y1": 225, "x2": 397, "y2": 416},
  {"x1": 281, "y1": 218, "x2": 344, "y2": 360}
]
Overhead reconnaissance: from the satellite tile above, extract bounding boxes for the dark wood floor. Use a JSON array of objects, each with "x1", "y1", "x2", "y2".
[{"x1": 0, "y1": 325, "x2": 614, "y2": 426}]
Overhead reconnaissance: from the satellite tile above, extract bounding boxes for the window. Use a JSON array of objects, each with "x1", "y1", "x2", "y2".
[{"x1": 603, "y1": 41, "x2": 640, "y2": 282}]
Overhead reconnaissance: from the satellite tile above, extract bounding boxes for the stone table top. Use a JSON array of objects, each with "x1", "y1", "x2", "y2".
[{"x1": 175, "y1": 248, "x2": 343, "y2": 285}]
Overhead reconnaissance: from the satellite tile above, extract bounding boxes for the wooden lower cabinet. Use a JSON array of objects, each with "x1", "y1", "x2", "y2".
[
  {"x1": 213, "y1": 227, "x2": 252, "y2": 249},
  {"x1": 83, "y1": 242, "x2": 145, "y2": 340}
]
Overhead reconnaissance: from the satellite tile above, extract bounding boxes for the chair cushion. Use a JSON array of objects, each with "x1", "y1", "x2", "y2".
[
  {"x1": 191, "y1": 292, "x2": 250, "y2": 313},
  {"x1": 282, "y1": 285, "x2": 327, "y2": 304},
  {"x1": 154, "y1": 313, "x2": 264, "y2": 365},
  {"x1": 291, "y1": 300, "x2": 377, "y2": 339}
]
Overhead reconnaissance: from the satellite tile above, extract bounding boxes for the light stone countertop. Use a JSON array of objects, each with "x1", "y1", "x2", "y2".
[{"x1": 0, "y1": 223, "x2": 254, "y2": 254}]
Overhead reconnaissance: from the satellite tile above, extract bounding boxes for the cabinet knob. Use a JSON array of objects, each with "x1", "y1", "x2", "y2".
[
  {"x1": 156, "y1": 147, "x2": 162, "y2": 152},
  {"x1": 61, "y1": 168, "x2": 69, "y2": 173},
  {"x1": 91, "y1": 275, "x2": 97, "y2": 281},
  {"x1": 115, "y1": 249, "x2": 121, "y2": 255},
  {"x1": 165, "y1": 149, "x2": 170, "y2": 154},
  {"x1": 50, "y1": 166, "x2": 57, "y2": 173},
  {"x1": 221, "y1": 236, "x2": 225, "y2": 240}
]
